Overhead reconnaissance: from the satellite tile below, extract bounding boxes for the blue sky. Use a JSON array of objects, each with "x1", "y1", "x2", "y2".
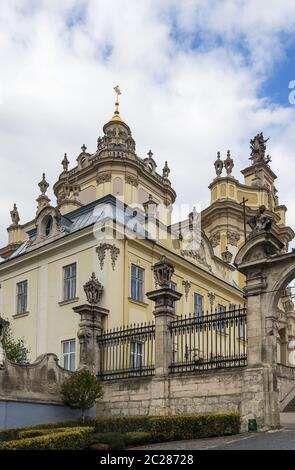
[{"x1": 0, "y1": 0, "x2": 295, "y2": 247}]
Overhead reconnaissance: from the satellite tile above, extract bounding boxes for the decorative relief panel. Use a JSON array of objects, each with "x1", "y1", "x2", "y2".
[{"x1": 96, "y1": 243, "x2": 120, "y2": 270}]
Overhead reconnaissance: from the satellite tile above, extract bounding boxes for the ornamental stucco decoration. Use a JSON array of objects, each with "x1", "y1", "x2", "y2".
[
  {"x1": 209, "y1": 231, "x2": 220, "y2": 248},
  {"x1": 96, "y1": 243, "x2": 120, "y2": 271},
  {"x1": 125, "y1": 174, "x2": 139, "y2": 187},
  {"x1": 182, "y1": 280, "x2": 191, "y2": 301},
  {"x1": 221, "y1": 246, "x2": 233, "y2": 264},
  {"x1": 83, "y1": 272, "x2": 104, "y2": 305},
  {"x1": 208, "y1": 291, "x2": 215, "y2": 307},
  {"x1": 97, "y1": 173, "x2": 112, "y2": 185},
  {"x1": 227, "y1": 230, "x2": 240, "y2": 247},
  {"x1": 152, "y1": 256, "x2": 175, "y2": 288}
]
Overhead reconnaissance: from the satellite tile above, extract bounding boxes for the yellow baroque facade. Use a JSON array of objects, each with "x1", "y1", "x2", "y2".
[{"x1": 0, "y1": 93, "x2": 294, "y2": 369}]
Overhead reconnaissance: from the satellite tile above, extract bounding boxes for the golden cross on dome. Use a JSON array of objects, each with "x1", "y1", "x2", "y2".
[{"x1": 113, "y1": 85, "x2": 121, "y2": 116}]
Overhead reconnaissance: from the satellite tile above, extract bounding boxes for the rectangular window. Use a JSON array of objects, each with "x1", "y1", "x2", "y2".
[
  {"x1": 217, "y1": 304, "x2": 225, "y2": 332},
  {"x1": 63, "y1": 263, "x2": 77, "y2": 301},
  {"x1": 194, "y1": 293, "x2": 203, "y2": 319},
  {"x1": 169, "y1": 282, "x2": 177, "y2": 312},
  {"x1": 62, "y1": 339, "x2": 76, "y2": 371},
  {"x1": 130, "y1": 342, "x2": 143, "y2": 369},
  {"x1": 131, "y1": 264, "x2": 144, "y2": 302},
  {"x1": 17, "y1": 280, "x2": 28, "y2": 314}
]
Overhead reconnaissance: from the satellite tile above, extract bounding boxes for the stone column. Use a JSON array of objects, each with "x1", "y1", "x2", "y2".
[
  {"x1": 239, "y1": 272, "x2": 280, "y2": 430},
  {"x1": 146, "y1": 257, "x2": 182, "y2": 376},
  {"x1": 147, "y1": 287, "x2": 182, "y2": 375},
  {"x1": 73, "y1": 273, "x2": 109, "y2": 375},
  {"x1": 146, "y1": 257, "x2": 182, "y2": 415},
  {"x1": 234, "y1": 221, "x2": 285, "y2": 431}
]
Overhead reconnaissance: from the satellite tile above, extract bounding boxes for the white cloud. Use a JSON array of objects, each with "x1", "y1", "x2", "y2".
[{"x1": 0, "y1": 0, "x2": 295, "y2": 248}]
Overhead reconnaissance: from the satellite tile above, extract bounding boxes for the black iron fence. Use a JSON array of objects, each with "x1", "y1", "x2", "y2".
[
  {"x1": 169, "y1": 306, "x2": 247, "y2": 374},
  {"x1": 98, "y1": 322, "x2": 155, "y2": 380}
]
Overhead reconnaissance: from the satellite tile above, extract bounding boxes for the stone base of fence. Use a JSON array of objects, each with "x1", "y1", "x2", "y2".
[{"x1": 97, "y1": 366, "x2": 275, "y2": 430}]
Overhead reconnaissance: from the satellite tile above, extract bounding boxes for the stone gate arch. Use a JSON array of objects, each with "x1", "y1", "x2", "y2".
[{"x1": 235, "y1": 222, "x2": 295, "y2": 429}]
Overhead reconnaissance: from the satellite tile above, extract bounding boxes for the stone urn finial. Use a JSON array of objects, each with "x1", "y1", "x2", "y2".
[
  {"x1": 152, "y1": 257, "x2": 175, "y2": 288},
  {"x1": 83, "y1": 272, "x2": 104, "y2": 305}
]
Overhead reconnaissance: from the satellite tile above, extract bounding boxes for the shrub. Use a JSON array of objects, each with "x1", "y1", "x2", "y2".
[
  {"x1": 94, "y1": 432, "x2": 126, "y2": 450},
  {"x1": 0, "y1": 419, "x2": 96, "y2": 443},
  {"x1": 124, "y1": 432, "x2": 153, "y2": 446},
  {"x1": 18, "y1": 427, "x2": 70, "y2": 439},
  {"x1": 95, "y1": 416, "x2": 150, "y2": 434},
  {"x1": 149, "y1": 413, "x2": 240, "y2": 441},
  {"x1": 61, "y1": 368, "x2": 103, "y2": 422},
  {"x1": 95, "y1": 413, "x2": 240, "y2": 442},
  {"x1": 2, "y1": 325, "x2": 30, "y2": 364},
  {"x1": 0, "y1": 427, "x2": 94, "y2": 450}
]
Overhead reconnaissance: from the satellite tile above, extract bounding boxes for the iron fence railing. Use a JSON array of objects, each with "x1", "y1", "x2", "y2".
[
  {"x1": 98, "y1": 322, "x2": 155, "y2": 380},
  {"x1": 169, "y1": 306, "x2": 247, "y2": 374}
]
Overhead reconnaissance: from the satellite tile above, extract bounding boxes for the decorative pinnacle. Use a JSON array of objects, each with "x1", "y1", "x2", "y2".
[
  {"x1": 38, "y1": 173, "x2": 49, "y2": 195},
  {"x1": 147, "y1": 150, "x2": 153, "y2": 159},
  {"x1": 81, "y1": 144, "x2": 87, "y2": 153},
  {"x1": 113, "y1": 85, "x2": 121, "y2": 116}
]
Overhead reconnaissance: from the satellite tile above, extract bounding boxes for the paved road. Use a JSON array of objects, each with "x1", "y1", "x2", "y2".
[{"x1": 133, "y1": 413, "x2": 295, "y2": 451}]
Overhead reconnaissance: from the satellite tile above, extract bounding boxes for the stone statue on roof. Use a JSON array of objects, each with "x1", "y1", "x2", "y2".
[{"x1": 250, "y1": 132, "x2": 271, "y2": 165}]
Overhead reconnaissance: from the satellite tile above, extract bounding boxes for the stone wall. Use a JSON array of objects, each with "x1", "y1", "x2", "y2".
[
  {"x1": 0, "y1": 353, "x2": 95, "y2": 429},
  {"x1": 97, "y1": 368, "x2": 244, "y2": 418}
]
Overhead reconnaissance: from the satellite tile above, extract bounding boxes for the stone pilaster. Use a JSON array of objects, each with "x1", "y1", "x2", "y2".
[
  {"x1": 146, "y1": 287, "x2": 182, "y2": 376},
  {"x1": 73, "y1": 304, "x2": 109, "y2": 375}
]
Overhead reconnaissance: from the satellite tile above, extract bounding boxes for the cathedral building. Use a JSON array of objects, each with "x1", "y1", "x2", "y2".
[{"x1": 0, "y1": 89, "x2": 294, "y2": 369}]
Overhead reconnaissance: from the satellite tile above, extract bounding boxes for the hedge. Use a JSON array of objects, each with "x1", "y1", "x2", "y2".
[
  {"x1": 0, "y1": 419, "x2": 95, "y2": 442},
  {"x1": 18, "y1": 427, "x2": 71, "y2": 440},
  {"x1": 0, "y1": 427, "x2": 94, "y2": 450},
  {"x1": 95, "y1": 413, "x2": 240, "y2": 441}
]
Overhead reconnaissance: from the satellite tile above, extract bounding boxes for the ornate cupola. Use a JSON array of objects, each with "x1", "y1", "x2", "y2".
[
  {"x1": 53, "y1": 86, "x2": 177, "y2": 219},
  {"x1": 97, "y1": 85, "x2": 136, "y2": 158}
]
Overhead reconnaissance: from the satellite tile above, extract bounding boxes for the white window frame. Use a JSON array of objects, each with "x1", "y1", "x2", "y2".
[
  {"x1": 194, "y1": 293, "x2": 203, "y2": 320},
  {"x1": 130, "y1": 264, "x2": 144, "y2": 302},
  {"x1": 16, "y1": 280, "x2": 28, "y2": 315},
  {"x1": 61, "y1": 339, "x2": 76, "y2": 371},
  {"x1": 130, "y1": 341, "x2": 143, "y2": 369},
  {"x1": 63, "y1": 263, "x2": 77, "y2": 301}
]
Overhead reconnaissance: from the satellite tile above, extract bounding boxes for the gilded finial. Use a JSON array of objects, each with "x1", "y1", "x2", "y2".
[{"x1": 111, "y1": 85, "x2": 122, "y2": 121}]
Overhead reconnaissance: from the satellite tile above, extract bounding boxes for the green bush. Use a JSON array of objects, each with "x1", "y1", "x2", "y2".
[
  {"x1": 149, "y1": 413, "x2": 240, "y2": 441},
  {"x1": 94, "y1": 432, "x2": 126, "y2": 450},
  {"x1": 0, "y1": 427, "x2": 94, "y2": 450},
  {"x1": 0, "y1": 419, "x2": 95, "y2": 442},
  {"x1": 18, "y1": 427, "x2": 70, "y2": 439},
  {"x1": 95, "y1": 416, "x2": 150, "y2": 434},
  {"x1": 61, "y1": 368, "x2": 103, "y2": 422},
  {"x1": 124, "y1": 432, "x2": 153, "y2": 446},
  {"x1": 95, "y1": 413, "x2": 240, "y2": 442}
]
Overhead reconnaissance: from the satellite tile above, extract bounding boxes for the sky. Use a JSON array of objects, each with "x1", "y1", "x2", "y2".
[{"x1": 1, "y1": 0, "x2": 295, "y2": 248}]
